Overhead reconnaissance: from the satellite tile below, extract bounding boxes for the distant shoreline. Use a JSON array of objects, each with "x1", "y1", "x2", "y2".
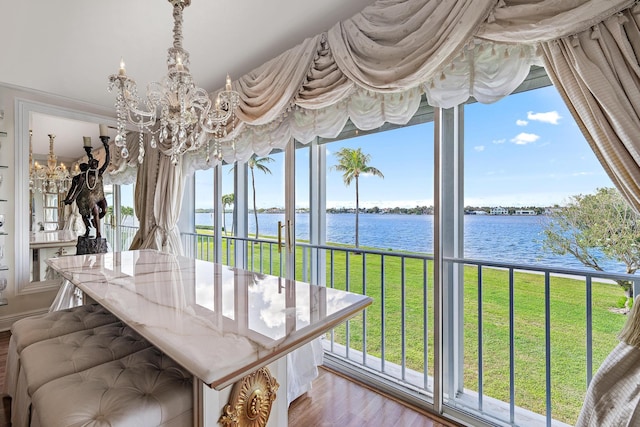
[{"x1": 195, "y1": 206, "x2": 552, "y2": 215}]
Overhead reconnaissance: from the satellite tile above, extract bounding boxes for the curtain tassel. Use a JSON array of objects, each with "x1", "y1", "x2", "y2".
[
  {"x1": 439, "y1": 72, "x2": 446, "y2": 81},
  {"x1": 535, "y1": 44, "x2": 543, "y2": 57},
  {"x1": 618, "y1": 12, "x2": 629, "y2": 24},
  {"x1": 571, "y1": 34, "x2": 580, "y2": 48},
  {"x1": 619, "y1": 302, "x2": 640, "y2": 347},
  {"x1": 591, "y1": 26, "x2": 601, "y2": 40}
]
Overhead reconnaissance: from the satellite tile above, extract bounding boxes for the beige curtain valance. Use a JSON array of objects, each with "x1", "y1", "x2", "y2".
[
  {"x1": 107, "y1": 0, "x2": 637, "y2": 249},
  {"x1": 104, "y1": 0, "x2": 633, "y2": 176},
  {"x1": 175, "y1": 0, "x2": 632, "y2": 171}
]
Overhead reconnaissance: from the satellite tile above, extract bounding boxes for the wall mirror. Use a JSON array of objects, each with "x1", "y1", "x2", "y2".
[{"x1": 15, "y1": 99, "x2": 116, "y2": 294}]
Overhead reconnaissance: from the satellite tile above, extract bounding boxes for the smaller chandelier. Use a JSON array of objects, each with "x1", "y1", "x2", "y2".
[
  {"x1": 29, "y1": 132, "x2": 74, "y2": 194},
  {"x1": 108, "y1": 0, "x2": 240, "y2": 165}
]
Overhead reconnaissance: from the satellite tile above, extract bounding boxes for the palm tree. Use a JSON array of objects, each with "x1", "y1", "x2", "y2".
[
  {"x1": 231, "y1": 155, "x2": 275, "y2": 238},
  {"x1": 248, "y1": 155, "x2": 274, "y2": 238},
  {"x1": 221, "y1": 193, "x2": 234, "y2": 235},
  {"x1": 331, "y1": 147, "x2": 384, "y2": 248}
]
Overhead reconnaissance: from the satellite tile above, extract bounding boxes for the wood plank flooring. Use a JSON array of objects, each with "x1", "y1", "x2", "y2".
[
  {"x1": 0, "y1": 329, "x2": 459, "y2": 426},
  {"x1": 289, "y1": 367, "x2": 459, "y2": 427},
  {"x1": 0, "y1": 330, "x2": 11, "y2": 427}
]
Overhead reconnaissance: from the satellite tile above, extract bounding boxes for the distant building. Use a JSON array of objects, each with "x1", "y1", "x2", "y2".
[
  {"x1": 515, "y1": 209, "x2": 537, "y2": 215},
  {"x1": 490, "y1": 207, "x2": 509, "y2": 215},
  {"x1": 465, "y1": 210, "x2": 488, "y2": 215}
]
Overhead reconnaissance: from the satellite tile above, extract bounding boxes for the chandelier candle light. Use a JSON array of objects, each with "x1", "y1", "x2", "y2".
[{"x1": 108, "y1": 0, "x2": 240, "y2": 165}]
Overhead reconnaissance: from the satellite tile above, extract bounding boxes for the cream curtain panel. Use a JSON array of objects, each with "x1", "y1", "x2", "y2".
[
  {"x1": 113, "y1": 133, "x2": 183, "y2": 255},
  {"x1": 540, "y1": 6, "x2": 640, "y2": 213},
  {"x1": 128, "y1": 133, "x2": 159, "y2": 251}
]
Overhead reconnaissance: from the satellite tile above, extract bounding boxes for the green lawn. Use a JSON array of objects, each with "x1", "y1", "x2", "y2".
[{"x1": 195, "y1": 230, "x2": 627, "y2": 424}]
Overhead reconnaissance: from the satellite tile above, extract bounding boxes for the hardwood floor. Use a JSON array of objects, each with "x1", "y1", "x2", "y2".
[
  {"x1": 0, "y1": 330, "x2": 10, "y2": 427},
  {"x1": 289, "y1": 367, "x2": 459, "y2": 427},
  {"x1": 0, "y1": 330, "x2": 458, "y2": 426}
]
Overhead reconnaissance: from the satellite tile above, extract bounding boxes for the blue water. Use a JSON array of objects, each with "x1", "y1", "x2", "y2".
[{"x1": 198, "y1": 212, "x2": 626, "y2": 272}]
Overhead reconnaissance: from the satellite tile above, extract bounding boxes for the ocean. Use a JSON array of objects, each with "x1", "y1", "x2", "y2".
[{"x1": 197, "y1": 212, "x2": 626, "y2": 272}]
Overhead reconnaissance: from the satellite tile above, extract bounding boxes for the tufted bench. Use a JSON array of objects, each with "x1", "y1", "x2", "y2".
[
  {"x1": 13, "y1": 322, "x2": 152, "y2": 427},
  {"x1": 30, "y1": 346, "x2": 193, "y2": 427},
  {"x1": 5, "y1": 304, "x2": 118, "y2": 402}
]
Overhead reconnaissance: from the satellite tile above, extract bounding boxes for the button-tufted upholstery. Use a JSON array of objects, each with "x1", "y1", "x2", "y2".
[
  {"x1": 31, "y1": 347, "x2": 193, "y2": 427},
  {"x1": 12, "y1": 322, "x2": 152, "y2": 427},
  {"x1": 11, "y1": 304, "x2": 118, "y2": 353},
  {"x1": 5, "y1": 304, "x2": 118, "y2": 401}
]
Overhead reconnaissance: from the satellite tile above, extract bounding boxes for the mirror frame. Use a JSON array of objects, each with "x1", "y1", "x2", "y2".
[{"x1": 14, "y1": 98, "x2": 116, "y2": 295}]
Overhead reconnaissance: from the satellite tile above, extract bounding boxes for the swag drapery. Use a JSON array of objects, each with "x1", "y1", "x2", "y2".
[{"x1": 105, "y1": 0, "x2": 640, "y2": 261}]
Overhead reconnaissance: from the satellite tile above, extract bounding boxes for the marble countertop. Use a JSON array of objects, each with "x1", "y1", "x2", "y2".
[
  {"x1": 30, "y1": 230, "x2": 78, "y2": 248},
  {"x1": 46, "y1": 249, "x2": 372, "y2": 389}
]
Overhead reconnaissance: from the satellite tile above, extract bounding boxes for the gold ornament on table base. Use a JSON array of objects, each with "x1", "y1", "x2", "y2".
[
  {"x1": 108, "y1": 0, "x2": 240, "y2": 165},
  {"x1": 219, "y1": 367, "x2": 279, "y2": 427}
]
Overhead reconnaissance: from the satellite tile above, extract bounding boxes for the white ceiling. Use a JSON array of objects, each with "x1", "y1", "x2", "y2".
[{"x1": 2, "y1": 0, "x2": 374, "y2": 157}]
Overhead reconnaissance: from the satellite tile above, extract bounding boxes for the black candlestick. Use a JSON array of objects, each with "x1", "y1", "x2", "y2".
[{"x1": 84, "y1": 145, "x2": 93, "y2": 160}]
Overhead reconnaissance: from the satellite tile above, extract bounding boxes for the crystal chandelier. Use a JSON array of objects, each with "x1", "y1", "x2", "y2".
[
  {"x1": 29, "y1": 132, "x2": 74, "y2": 194},
  {"x1": 108, "y1": 0, "x2": 240, "y2": 165}
]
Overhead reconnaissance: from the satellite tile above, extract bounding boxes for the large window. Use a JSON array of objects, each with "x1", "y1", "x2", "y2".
[
  {"x1": 187, "y1": 69, "x2": 632, "y2": 427},
  {"x1": 324, "y1": 125, "x2": 433, "y2": 251}
]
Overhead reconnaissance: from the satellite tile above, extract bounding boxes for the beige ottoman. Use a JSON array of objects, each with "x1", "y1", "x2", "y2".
[
  {"x1": 13, "y1": 322, "x2": 152, "y2": 427},
  {"x1": 5, "y1": 304, "x2": 118, "y2": 401},
  {"x1": 31, "y1": 347, "x2": 193, "y2": 427}
]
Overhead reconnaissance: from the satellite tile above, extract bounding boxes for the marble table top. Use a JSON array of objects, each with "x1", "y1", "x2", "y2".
[
  {"x1": 46, "y1": 249, "x2": 372, "y2": 389},
  {"x1": 30, "y1": 230, "x2": 78, "y2": 248}
]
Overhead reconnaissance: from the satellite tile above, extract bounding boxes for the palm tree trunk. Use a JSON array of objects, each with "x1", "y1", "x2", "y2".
[
  {"x1": 355, "y1": 176, "x2": 360, "y2": 248},
  {"x1": 251, "y1": 169, "x2": 259, "y2": 238},
  {"x1": 222, "y1": 203, "x2": 227, "y2": 236}
]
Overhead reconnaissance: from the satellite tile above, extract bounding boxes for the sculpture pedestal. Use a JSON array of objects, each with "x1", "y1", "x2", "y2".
[{"x1": 76, "y1": 236, "x2": 108, "y2": 255}]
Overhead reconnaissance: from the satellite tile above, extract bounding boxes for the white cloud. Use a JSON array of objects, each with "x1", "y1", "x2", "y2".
[
  {"x1": 510, "y1": 132, "x2": 540, "y2": 145},
  {"x1": 527, "y1": 111, "x2": 561, "y2": 125},
  {"x1": 571, "y1": 171, "x2": 593, "y2": 176},
  {"x1": 474, "y1": 145, "x2": 485, "y2": 152},
  {"x1": 516, "y1": 119, "x2": 528, "y2": 126},
  {"x1": 492, "y1": 138, "x2": 506, "y2": 144}
]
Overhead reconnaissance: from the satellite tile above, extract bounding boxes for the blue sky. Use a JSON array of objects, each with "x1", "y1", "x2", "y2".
[{"x1": 194, "y1": 85, "x2": 614, "y2": 210}]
